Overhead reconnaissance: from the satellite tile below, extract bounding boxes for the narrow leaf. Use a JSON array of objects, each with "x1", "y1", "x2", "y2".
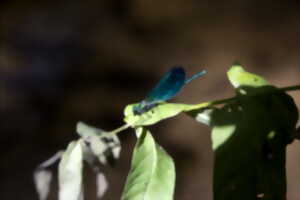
[
  {"x1": 96, "y1": 172, "x2": 109, "y2": 199},
  {"x1": 59, "y1": 140, "x2": 83, "y2": 200},
  {"x1": 121, "y1": 128, "x2": 175, "y2": 200}
]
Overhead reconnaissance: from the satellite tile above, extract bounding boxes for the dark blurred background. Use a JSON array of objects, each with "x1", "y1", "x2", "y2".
[{"x1": 1, "y1": 1, "x2": 300, "y2": 199}]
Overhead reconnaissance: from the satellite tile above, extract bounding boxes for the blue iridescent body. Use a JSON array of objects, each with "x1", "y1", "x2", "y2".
[{"x1": 133, "y1": 66, "x2": 206, "y2": 115}]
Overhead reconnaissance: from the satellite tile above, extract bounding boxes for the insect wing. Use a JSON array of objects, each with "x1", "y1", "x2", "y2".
[{"x1": 145, "y1": 67, "x2": 185, "y2": 102}]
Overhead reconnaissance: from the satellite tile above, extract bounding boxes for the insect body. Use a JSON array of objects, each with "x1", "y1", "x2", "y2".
[{"x1": 133, "y1": 66, "x2": 206, "y2": 115}]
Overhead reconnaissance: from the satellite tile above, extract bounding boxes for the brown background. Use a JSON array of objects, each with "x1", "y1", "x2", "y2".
[{"x1": 1, "y1": 1, "x2": 300, "y2": 199}]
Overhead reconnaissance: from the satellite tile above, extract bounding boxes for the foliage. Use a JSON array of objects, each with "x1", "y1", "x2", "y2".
[
  {"x1": 34, "y1": 64, "x2": 299, "y2": 200},
  {"x1": 121, "y1": 128, "x2": 175, "y2": 200}
]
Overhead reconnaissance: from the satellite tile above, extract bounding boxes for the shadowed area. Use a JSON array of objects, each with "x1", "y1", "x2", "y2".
[{"x1": 208, "y1": 86, "x2": 298, "y2": 200}]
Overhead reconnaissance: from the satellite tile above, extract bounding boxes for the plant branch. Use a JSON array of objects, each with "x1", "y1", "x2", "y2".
[
  {"x1": 102, "y1": 84, "x2": 300, "y2": 137},
  {"x1": 187, "y1": 84, "x2": 300, "y2": 111},
  {"x1": 280, "y1": 85, "x2": 300, "y2": 92}
]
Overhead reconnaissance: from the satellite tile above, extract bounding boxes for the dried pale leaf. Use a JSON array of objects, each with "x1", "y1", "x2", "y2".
[
  {"x1": 33, "y1": 151, "x2": 64, "y2": 200},
  {"x1": 77, "y1": 121, "x2": 121, "y2": 165},
  {"x1": 34, "y1": 169, "x2": 53, "y2": 200},
  {"x1": 96, "y1": 172, "x2": 109, "y2": 199},
  {"x1": 58, "y1": 140, "x2": 83, "y2": 200}
]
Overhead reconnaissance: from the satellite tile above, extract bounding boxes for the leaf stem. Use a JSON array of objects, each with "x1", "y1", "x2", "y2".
[{"x1": 100, "y1": 123, "x2": 131, "y2": 139}]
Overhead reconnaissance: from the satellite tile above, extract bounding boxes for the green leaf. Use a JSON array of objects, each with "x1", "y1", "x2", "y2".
[
  {"x1": 121, "y1": 128, "x2": 176, "y2": 200},
  {"x1": 124, "y1": 103, "x2": 190, "y2": 126},
  {"x1": 58, "y1": 140, "x2": 83, "y2": 200},
  {"x1": 227, "y1": 64, "x2": 276, "y2": 96},
  {"x1": 227, "y1": 64, "x2": 269, "y2": 89},
  {"x1": 123, "y1": 102, "x2": 214, "y2": 127}
]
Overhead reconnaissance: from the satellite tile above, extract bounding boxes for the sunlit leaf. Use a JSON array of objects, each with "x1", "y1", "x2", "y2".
[
  {"x1": 121, "y1": 128, "x2": 175, "y2": 200},
  {"x1": 124, "y1": 103, "x2": 198, "y2": 127},
  {"x1": 227, "y1": 64, "x2": 269, "y2": 89}
]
